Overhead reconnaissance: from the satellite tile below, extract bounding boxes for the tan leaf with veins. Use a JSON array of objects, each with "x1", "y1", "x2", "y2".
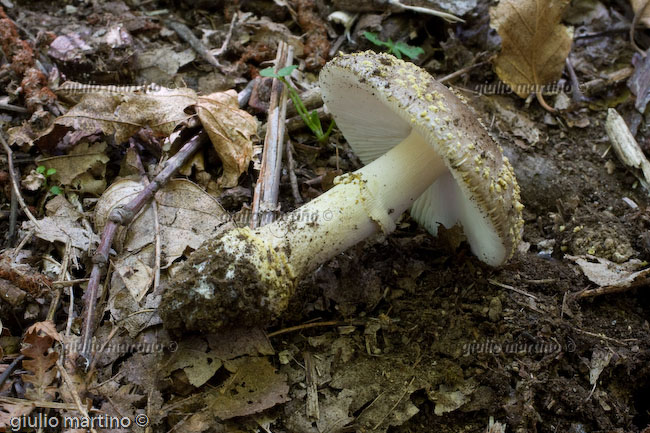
[
  {"x1": 490, "y1": 0, "x2": 573, "y2": 99},
  {"x1": 53, "y1": 84, "x2": 197, "y2": 144},
  {"x1": 196, "y1": 90, "x2": 258, "y2": 188}
]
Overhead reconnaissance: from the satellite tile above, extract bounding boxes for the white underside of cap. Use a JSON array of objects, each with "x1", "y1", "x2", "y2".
[
  {"x1": 410, "y1": 174, "x2": 506, "y2": 266},
  {"x1": 320, "y1": 77, "x2": 411, "y2": 164}
]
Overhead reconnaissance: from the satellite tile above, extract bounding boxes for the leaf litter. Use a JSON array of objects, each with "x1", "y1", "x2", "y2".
[{"x1": 1, "y1": 1, "x2": 650, "y2": 433}]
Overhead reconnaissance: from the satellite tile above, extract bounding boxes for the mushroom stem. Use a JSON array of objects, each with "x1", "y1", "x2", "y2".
[
  {"x1": 160, "y1": 130, "x2": 449, "y2": 332},
  {"x1": 259, "y1": 129, "x2": 447, "y2": 277}
]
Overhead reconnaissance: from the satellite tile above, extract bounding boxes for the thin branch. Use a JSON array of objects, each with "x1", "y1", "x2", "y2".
[
  {"x1": 387, "y1": 0, "x2": 464, "y2": 23},
  {"x1": 286, "y1": 140, "x2": 303, "y2": 204},
  {"x1": 0, "y1": 132, "x2": 40, "y2": 228},
  {"x1": 78, "y1": 131, "x2": 208, "y2": 368},
  {"x1": 250, "y1": 41, "x2": 294, "y2": 228}
]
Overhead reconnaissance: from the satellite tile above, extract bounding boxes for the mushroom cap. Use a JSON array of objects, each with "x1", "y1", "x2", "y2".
[{"x1": 319, "y1": 51, "x2": 523, "y2": 266}]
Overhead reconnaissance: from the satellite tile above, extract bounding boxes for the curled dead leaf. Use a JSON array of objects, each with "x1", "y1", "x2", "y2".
[{"x1": 196, "y1": 90, "x2": 258, "y2": 188}]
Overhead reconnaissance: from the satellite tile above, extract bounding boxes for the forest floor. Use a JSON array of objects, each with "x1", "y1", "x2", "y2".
[{"x1": 1, "y1": 1, "x2": 650, "y2": 432}]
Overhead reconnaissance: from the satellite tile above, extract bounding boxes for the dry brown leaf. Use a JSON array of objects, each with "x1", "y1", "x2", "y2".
[
  {"x1": 205, "y1": 356, "x2": 290, "y2": 419},
  {"x1": 162, "y1": 337, "x2": 222, "y2": 388},
  {"x1": 36, "y1": 141, "x2": 110, "y2": 194},
  {"x1": 21, "y1": 328, "x2": 59, "y2": 401},
  {"x1": 25, "y1": 320, "x2": 62, "y2": 342},
  {"x1": 490, "y1": 0, "x2": 573, "y2": 99},
  {"x1": 52, "y1": 84, "x2": 197, "y2": 144},
  {"x1": 23, "y1": 195, "x2": 98, "y2": 250},
  {"x1": 95, "y1": 179, "x2": 234, "y2": 270},
  {"x1": 0, "y1": 403, "x2": 33, "y2": 430},
  {"x1": 631, "y1": 0, "x2": 650, "y2": 27},
  {"x1": 196, "y1": 90, "x2": 258, "y2": 187}
]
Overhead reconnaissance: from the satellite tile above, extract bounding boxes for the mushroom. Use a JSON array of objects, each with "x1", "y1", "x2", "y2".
[{"x1": 160, "y1": 51, "x2": 524, "y2": 333}]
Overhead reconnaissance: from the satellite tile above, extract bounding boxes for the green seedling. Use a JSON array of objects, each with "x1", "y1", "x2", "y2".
[
  {"x1": 260, "y1": 65, "x2": 335, "y2": 143},
  {"x1": 36, "y1": 165, "x2": 62, "y2": 195},
  {"x1": 363, "y1": 31, "x2": 424, "y2": 60}
]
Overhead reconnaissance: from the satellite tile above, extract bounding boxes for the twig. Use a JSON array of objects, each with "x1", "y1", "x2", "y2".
[
  {"x1": 488, "y1": 279, "x2": 538, "y2": 300},
  {"x1": 57, "y1": 364, "x2": 97, "y2": 433},
  {"x1": 12, "y1": 228, "x2": 34, "y2": 259},
  {"x1": 8, "y1": 176, "x2": 18, "y2": 243},
  {"x1": 286, "y1": 140, "x2": 303, "y2": 204},
  {"x1": 250, "y1": 41, "x2": 294, "y2": 228},
  {"x1": 166, "y1": 19, "x2": 225, "y2": 71},
  {"x1": 52, "y1": 278, "x2": 89, "y2": 287},
  {"x1": 304, "y1": 352, "x2": 320, "y2": 420},
  {"x1": 372, "y1": 376, "x2": 415, "y2": 430},
  {"x1": 387, "y1": 0, "x2": 464, "y2": 23},
  {"x1": 0, "y1": 355, "x2": 24, "y2": 389},
  {"x1": 267, "y1": 320, "x2": 343, "y2": 338},
  {"x1": 438, "y1": 60, "x2": 490, "y2": 84},
  {"x1": 46, "y1": 240, "x2": 71, "y2": 321},
  {"x1": 79, "y1": 131, "x2": 208, "y2": 368},
  {"x1": 210, "y1": 13, "x2": 237, "y2": 57},
  {"x1": 0, "y1": 396, "x2": 93, "y2": 411},
  {"x1": 565, "y1": 57, "x2": 586, "y2": 103},
  {"x1": 66, "y1": 284, "x2": 74, "y2": 338},
  {"x1": 0, "y1": 132, "x2": 40, "y2": 229},
  {"x1": 0, "y1": 102, "x2": 28, "y2": 113},
  {"x1": 129, "y1": 147, "x2": 160, "y2": 301}
]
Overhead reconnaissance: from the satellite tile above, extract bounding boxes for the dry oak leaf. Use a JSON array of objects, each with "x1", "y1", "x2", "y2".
[
  {"x1": 21, "y1": 324, "x2": 60, "y2": 401},
  {"x1": 196, "y1": 90, "x2": 257, "y2": 188},
  {"x1": 631, "y1": 0, "x2": 650, "y2": 28},
  {"x1": 490, "y1": 0, "x2": 573, "y2": 99},
  {"x1": 51, "y1": 83, "x2": 197, "y2": 144}
]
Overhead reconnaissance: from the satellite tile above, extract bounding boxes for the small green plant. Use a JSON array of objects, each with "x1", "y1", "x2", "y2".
[
  {"x1": 363, "y1": 32, "x2": 425, "y2": 60},
  {"x1": 260, "y1": 65, "x2": 335, "y2": 143},
  {"x1": 36, "y1": 165, "x2": 62, "y2": 195}
]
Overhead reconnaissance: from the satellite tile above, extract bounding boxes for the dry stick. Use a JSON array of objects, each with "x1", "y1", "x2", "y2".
[
  {"x1": 630, "y1": 0, "x2": 650, "y2": 56},
  {"x1": 437, "y1": 59, "x2": 490, "y2": 84},
  {"x1": 286, "y1": 140, "x2": 303, "y2": 204},
  {"x1": 57, "y1": 364, "x2": 97, "y2": 433},
  {"x1": 8, "y1": 179, "x2": 17, "y2": 242},
  {"x1": 166, "y1": 19, "x2": 225, "y2": 71},
  {"x1": 250, "y1": 41, "x2": 294, "y2": 228},
  {"x1": 304, "y1": 352, "x2": 320, "y2": 420},
  {"x1": 0, "y1": 133, "x2": 40, "y2": 228},
  {"x1": 565, "y1": 57, "x2": 586, "y2": 103},
  {"x1": 211, "y1": 13, "x2": 237, "y2": 57},
  {"x1": 79, "y1": 131, "x2": 208, "y2": 367},
  {"x1": 266, "y1": 320, "x2": 343, "y2": 338},
  {"x1": 128, "y1": 148, "x2": 161, "y2": 302},
  {"x1": 46, "y1": 240, "x2": 72, "y2": 321},
  {"x1": 0, "y1": 355, "x2": 24, "y2": 389}
]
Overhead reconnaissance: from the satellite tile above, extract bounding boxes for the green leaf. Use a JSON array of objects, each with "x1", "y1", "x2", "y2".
[
  {"x1": 45, "y1": 168, "x2": 57, "y2": 177},
  {"x1": 260, "y1": 65, "x2": 298, "y2": 78},
  {"x1": 363, "y1": 31, "x2": 388, "y2": 48},
  {"x1": 259, "y1": 67, "x2": 279, "y2": 78},
  {"x1": 36, "y1": 165, "x2": 46, "y2": 174},
  {"x1": 49, "y1": 185, "x2": 62, "y2": 195},
  {"x1": 277, "y1": 65, "x2": 298, "y2": 77},
  {"x1": 393, "y1": 41, "x2": 425, "y2": 60}
]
